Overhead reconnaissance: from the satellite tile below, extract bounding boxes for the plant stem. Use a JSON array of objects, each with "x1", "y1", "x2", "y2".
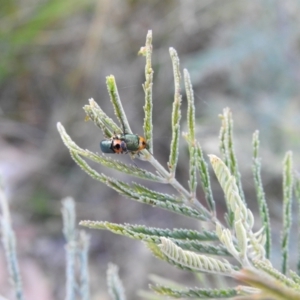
[{"x1": 143, "y1": 152, "x2": 213, "y2": 221}]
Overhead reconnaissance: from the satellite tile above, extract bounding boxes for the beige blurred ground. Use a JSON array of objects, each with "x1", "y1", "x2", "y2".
[{"x1": 1, "y1": 0, "x2": 300, "y2": 299}]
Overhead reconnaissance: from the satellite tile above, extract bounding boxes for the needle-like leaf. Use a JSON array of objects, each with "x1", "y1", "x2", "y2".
[
  {"x1": 219, "y1": 108, "x2": 245, "y2": 203},
  {"x1": 183, "y1": 69, "x2": 197, "y2": 197},
  {"x1": 107, "y1": 263, "x2": 126, "y2": 300},
  {"x1": 252, "y1": 130, "x2": 271, "y2": 259},
  {"x1": 150, "y1": 284, "x2": 238, "y2": 298},
  {"x1": 168, "y1": 48, "x2": 182, "y2": 176},
  {"x1": 84, "y1": 98, "x2": 121, "y2": 138},
  {"x1": 281, "y1": 151, "x2": 293, "y2": 275},
  {"x1": 141, "y1": 30, "x2": 154, "y2": 154},
  {"x1": 106, "y1": 75, "x2": 132, "y2": 134}
]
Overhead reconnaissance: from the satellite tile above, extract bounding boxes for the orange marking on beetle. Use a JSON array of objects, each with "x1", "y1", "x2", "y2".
[
  {"x1": 137, "y1": 136, "x2": 148, "y2": 151},
  {"x1": 111, "y1": 139, "x2": 127, "y2": 154}
]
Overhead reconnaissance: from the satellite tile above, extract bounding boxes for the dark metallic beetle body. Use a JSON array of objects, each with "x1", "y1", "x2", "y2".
[{"x1": 100, "y1": 138, "x2": 127, "y2": 154}]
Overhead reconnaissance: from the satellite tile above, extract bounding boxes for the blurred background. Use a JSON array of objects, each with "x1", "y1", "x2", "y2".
[{"x1": 1, "y1": 0, "x2": 300, "y2": 299}]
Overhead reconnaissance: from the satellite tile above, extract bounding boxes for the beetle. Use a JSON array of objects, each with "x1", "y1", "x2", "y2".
[
  {"x1": 116, "y1": 133, "x2": 148, "y2": 152},
  {"x1": 100, "y1": 117, "x2": 149, "y2": 154},
  {"x1": 100, "y1": 137, "x2": 127, "y2": 154},
  {"x1": 100, "y1": 133, "x2": 148, "y2": 154}
]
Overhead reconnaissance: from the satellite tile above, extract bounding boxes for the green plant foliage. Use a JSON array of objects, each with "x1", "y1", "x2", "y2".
[
  {"x1": 0, "y1": 181, "x2": 24, "y2": 300},
  {"x1": 290, "y1": 270, "x2": 300, "y2": 286},
  {"x1": 106, "y1": 75, "x2": 132, "y2": 134},
  {"x1": 235, "y1": 268, "x2": 300, "y2": 300},
  {"x1": 140, "y1": 30, "x2": 154, "y2": 154},
  {"x1": 183, "y1": 69, "x2": 198, "y2": 207},
  {"x1": 150, "y1": 284, "x2": 238, "y2": 298},
  {"x1": 62, "y1": 198, "x2": 90, "y2": 300},
  {"x1": 168, "y1": 48, "x2": 182, "y2": 176},
  {"x1": 78, "y1": 231, "x2": 90, "y2": 300},
  {"x1": 80, "y1": 221, "x2": 228, "y2": 256},
  {"x1": 219, "y1": 109, "x2": 245, "y2": 204},
  {"x1": 84, "y1": 99, "x2": 121, "y2": 139},
  {"x1": 252, "y1": 130, "x2": 271, "y2": 259},
  {"x1": 252, "y1": 259, "x2": 299, "y2": 290},
  {"x1": 295, "y1": 173, "x2": 300, "y2": 275},
  {"x1": 57, "y1": 123, "x2": 165, "y2": 183},
  {"x1": 281, "y1": 151, "x2": 294, "y2": 275},
  {"x1": 158, "y1": 237, "x2": 234, "y2": 274},
  {"x1": 107, "y1": 263, "x2": 126, "y2": 300},
  {"x1": 56, "y1": 32, "x2": 300, "y2": 299},
  {"x1": 195, "y1": 143, "x2": 216, "y2": 215}
]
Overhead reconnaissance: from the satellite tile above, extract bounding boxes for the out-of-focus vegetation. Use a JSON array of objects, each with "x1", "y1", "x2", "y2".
[{"x1": 0, "y1": 1, "x2": 300, "y2": 299}]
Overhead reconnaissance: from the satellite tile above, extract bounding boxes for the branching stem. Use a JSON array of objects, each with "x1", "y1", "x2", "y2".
[{"x1": 144, "y1": 151, "x2": 213, "y2": 220}]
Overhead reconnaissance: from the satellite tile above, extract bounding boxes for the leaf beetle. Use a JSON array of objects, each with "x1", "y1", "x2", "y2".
[{"x1": 100, "y1": 137, "x2": 127, "y2": 154}]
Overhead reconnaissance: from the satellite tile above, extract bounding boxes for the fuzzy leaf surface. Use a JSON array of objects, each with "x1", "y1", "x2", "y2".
[
  {"x1": 168, "y1": 48, "x2": 182, "y2": 175},
  {"x1": 252, "y1": 130, "x2": 271, "y2": 259},
  {"x1": 281, "y1": 151, "x2": 293, "y2": 275},
  {"x1": 159, "y1": 237, "x2": 234, "y2": 275},
  {"x1": 106, "y1": 75, "x2": 132, "y2": 134},
  {"x1": 57, "y1": 122, "x2": 165, "y2": 182},
  {"x1": 80, "y1": 221, "x2": 228, "y2": 256},
  {"x1": 142, "y1": 30, "x2": 154, "y2": 153},
  {"x1": 151, "y1": 284, "x2": 237, "y2": 298}
]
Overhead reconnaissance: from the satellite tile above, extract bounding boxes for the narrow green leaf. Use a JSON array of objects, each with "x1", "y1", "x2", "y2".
[
  {"x1": 106, "y1": 75, "x2": 132, "y2": 134},
  {"x1": 183, "y1": 69, "x2": 195, "y2": 141},
  {"x1": 195, "y1": 143, "x2": 216, "y2": 214},
  {"x1": 62, "y1": 198, "x2": 76, "y2": 242},
  {"x1": 146, "y1": 242, "x2": 201, "y2": 272},
  {"x1": 253, "y1": 259, "x2": 299, "y2": 290},
  {"x1": 208, "y1": 154, "x2": 247, "y2": 227},
  {"x1": 72, "y1": 149, "x2": 163, "y2": 182},
  {"x1": 80, "y1": 221, "x2": 227, "y2": 255},
  {"x1": 168, "y1": 48, "x2": 182, "y2": 175},
  {"x1": 104, "y1": 179, "x2": 209, "y2": 221},
  {"x1": 188, "y1": 143, "x2": 197, "y2": 193},
  {"x1": 150, "y1": 284, "x2": 238, "y2": 298},
  {"x1": 295, "y1": 172, "x2": 300, "y2": 275},
  {"x1": 82, "y1": 221, "x2": 229, "y2": 256},
  {"x1": 132, "y1": 183, "x2": 181, "y2": 203},
  {"x1": 219, "y1": 108, "x2": 245, "y2": 202},
  {"x1": 141, "y1": 30, "x2": 154, "y2": 153},
  {"x1": 124, "y1": 225, "x2": 219, "y2": 242},
  {"x1": 183, "y1": 69, "x2": 197, "y2": 198},
  {"x1": 72, "y1": 159, "x2": 207, "y2": 221},
  {"x1": 57, "y1": 122, "x2": 165, "y2": 183},
  {"x1": 81, "y1": 221, "x2": 163, "y2": 243},
  {"x1": 235, "y1": 220, "x2": 248, "y2": 260},
  {"x1": 252, "y1": 130, "x2": 271, "y2": 259},
  {"x1": 78, "y1": 231, "x2": 90, "y2": 300},
  {"x1": 83, "y1": 98, "x2": 122, "y2": 138},
  {"x1": 209, "y1": 155, "x2": 265, "y2": 262},
  {"x1": 290, "y1": 270, "x2": 300, "y2": 286},
  {"x1": 218, "y1": 118, "x2": 228, "y2": 167},
  {"x1": 235, "y1": 268, "x2": 300, "y2": 300},
  {"x1": 0, "y1": 181, "x2": 24, "y2": 300},
  {"x1": 107, "y1": 263, "x2": 126, "y2": 300},
  {"x1": 62, "y1": 198, "x2": 77, "y2": 300},
  {"x1": 159, "y1": 238, "x2": 234, "y2": 275},
  {"x1": 281, "y1": 151, "x2": 293, "y2": 275},
  {"x1": 148, "y1": 241, "x2": 233, "y2": 273},
  {"x1": 176, "y1": 240, "x2": 230, "y2": 256}
]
